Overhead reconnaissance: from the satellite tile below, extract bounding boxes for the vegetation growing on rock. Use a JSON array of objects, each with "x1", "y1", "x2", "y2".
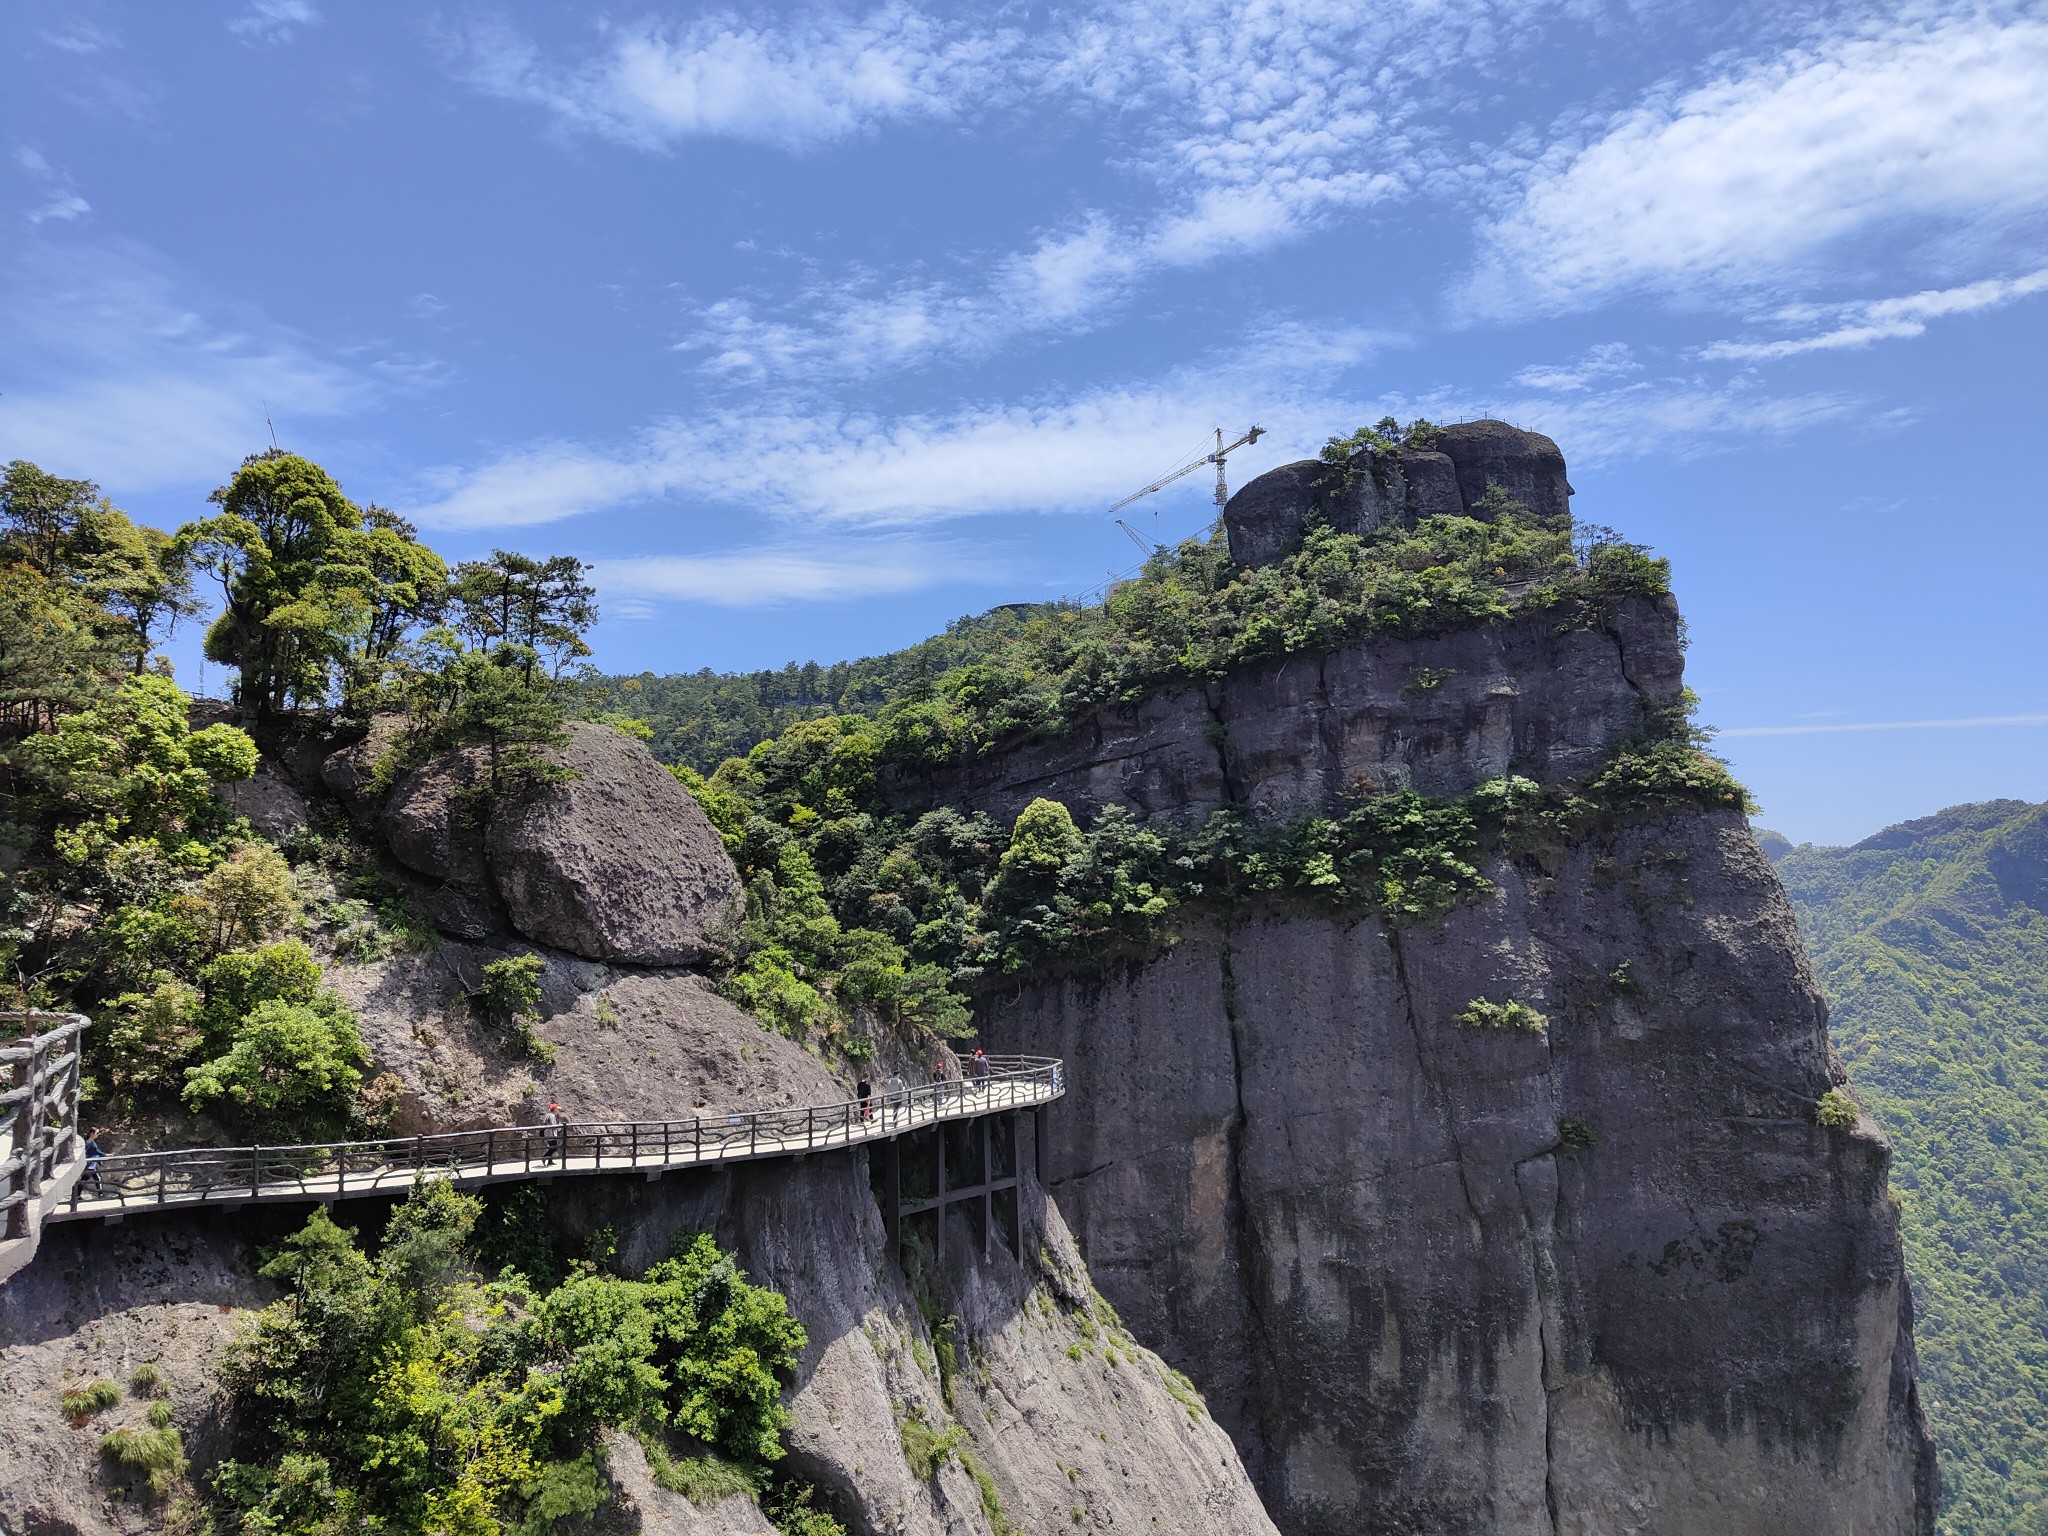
[
  {"x1": 583, "y1": 483, "x2": 1670, "y2": 776},
  {"x1": 209, "y1": 1179, "x2": 833, "y2": 1536},
  {"x1": 1776, "y1": 799, "x2": 2048, "y2": 1534}
]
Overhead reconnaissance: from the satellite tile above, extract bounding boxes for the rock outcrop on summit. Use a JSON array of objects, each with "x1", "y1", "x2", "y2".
[{"x1": 1221, "y1": 418, "x2": 1571, "y2": 569}]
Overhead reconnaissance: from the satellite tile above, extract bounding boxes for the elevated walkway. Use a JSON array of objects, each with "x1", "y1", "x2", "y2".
[{"x1": 7, "y1": 1044, "x2": 1060, "y2": 1279}]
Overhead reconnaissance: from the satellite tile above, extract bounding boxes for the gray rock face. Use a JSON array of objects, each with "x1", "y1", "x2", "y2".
[
  {"x1": 1437, "y1": 419, "x2": 1573, "y2": 523},
  {"x1": 979, "y1": 818, "x2": 1936, "y2": 1534},
  {"x1": 216, "y1": 767, "x2": 311, "y2": 842},
  {"x1": 485, "y1": 723, "x2": 741, "y2": 965},
  {"x1": 326, "y1": 722, "x2": 742, "y2": 964},
  {"x1": 884, "y1": 595, "x2": 1684, "y2": 828},
  {"x1": 940, "y1": 586, "x2": 1937, "y2": 1533},
  {"x1": 1223, "y1": 423, "x2": 1570, "y2": 572},
  {"x1": 2, "y1": 1150, "x2": 1278, "y2": 1536}
]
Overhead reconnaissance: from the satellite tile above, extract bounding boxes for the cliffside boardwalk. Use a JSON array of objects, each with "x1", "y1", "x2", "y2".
[{"x1": 0, "y1": 1010, "x2": 1062, "y2": 1284}]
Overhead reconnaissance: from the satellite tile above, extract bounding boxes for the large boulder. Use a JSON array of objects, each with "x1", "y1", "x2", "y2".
[
  {"x1": 1435, "y1": 418, "x2": 1573, "y2": 522},
  {"x1": 486, "y1": 723, "x2": 741, "y2": 965},
  {"x1": 1223, "y1": 444, "x2": 1493, "y2": 569}
]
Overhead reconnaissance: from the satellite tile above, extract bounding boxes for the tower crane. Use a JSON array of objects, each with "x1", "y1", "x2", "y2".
[{"x1": 1109, "y1": 425, "x2": 1264, "y2": 553}]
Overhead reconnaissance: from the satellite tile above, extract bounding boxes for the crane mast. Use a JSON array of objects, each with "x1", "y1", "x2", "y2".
[{"x1": 1106, "y1": 424, "x2": 1264, "y2": 552}]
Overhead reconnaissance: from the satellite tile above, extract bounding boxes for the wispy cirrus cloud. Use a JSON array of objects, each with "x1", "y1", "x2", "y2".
[
  {"x1": 471, "y1": 1, "x2": 1554, "y2": 379},
  {"x1": 594, "y1": 538, "x2": 993, "y2": 608},
  {"x1": 1702, "y1": 267, "x2": 2048, "y2": 361},
  {"x1": 455, "y1": 6, "x2": 1010, "y2": 151},
  {"x1": 404, "y1": 325, "x2": 1846, "y2": 540},
  {"x1": 1468, "y1": 8, "x2": 2048, "y2": 314},
  {"x1": 0, "y1": 245, "x2": 378, "y2": 489},
  {"x1": 15, "y1": 147, "x2": 92, "y2": 225},
  {"x1": 229, "y1": 1, "x2": 322, "y2": 44},
  {"x1": 1722, "y1": 713, "x2": 2048, "y2": 738}
]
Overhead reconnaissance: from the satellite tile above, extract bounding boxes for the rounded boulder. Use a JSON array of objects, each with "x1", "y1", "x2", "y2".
[{"x1": 486, "y1": 722, "x2": 741, "y2": 965}]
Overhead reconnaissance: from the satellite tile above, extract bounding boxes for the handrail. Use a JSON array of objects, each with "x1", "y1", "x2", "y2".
[
  {"x1": 55, "y1": 1055, "x2": 1065, "y2": 1220},
  {"x1": 1, "y1": 1012, "x2": 90, "y2": 1275}
]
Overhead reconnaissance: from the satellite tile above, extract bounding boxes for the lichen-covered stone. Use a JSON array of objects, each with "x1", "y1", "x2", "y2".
[
  {"x1": 1436, "y1": 418, "x2": 1573, "y2": 522},
  {"x1": 882, "y1": 595, "x2": 1685, "y2": 828},
  {"x1": 485, "y1": 724, "x2": 741, "y2": 964}
]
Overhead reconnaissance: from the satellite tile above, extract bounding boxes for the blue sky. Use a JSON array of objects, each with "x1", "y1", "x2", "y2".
[{"x1": 4, "y1": 0, "x2": 2046, "y2": 845}]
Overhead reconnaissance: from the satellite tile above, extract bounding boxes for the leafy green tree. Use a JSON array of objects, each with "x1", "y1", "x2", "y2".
[
  {"x1": 213, "y1": 1188, "x2": 811, "y2": 1535},
  {"x1": 645, "y1": 1231, "x2": 807, "y2": 1464},
  {"x1": 12, "y1": 673, "x2": 256, "y2": 847},
  {"x1": 0, "y1": 459, "x2": 97, "y2": 573},
  {"x1": 0, "y1": 564, "x2": 122, "y2": 736},
  {"x1": 180, "y1": 452, "x2": 447, "y2": 718},
  {"x1": 449, "y1": 551, "x2": 597, "y2": 684},
  {"x1": 193, "y1": 843, "x2": 299, "y2": 954},
  {"x1": 68, "y1": 503, "x2": 200, "y2": 673},
  {"x1": 181, "y1": 994, "x2": 366, "y2": 1138}
]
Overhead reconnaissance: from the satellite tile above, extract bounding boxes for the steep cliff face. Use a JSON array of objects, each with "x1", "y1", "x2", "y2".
[
  {"x1": 882, "y1": 595, "x2": 1681, "y2": 830},
  {"x1": 2, "y1": 1154, "x2": 1276, "y2": 1536},
  {"x1": 934, "y1": 435, "x2": 1943, "y2": 1535}
]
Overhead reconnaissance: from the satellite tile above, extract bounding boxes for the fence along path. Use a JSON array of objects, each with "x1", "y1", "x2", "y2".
[{"x1": 51, "y1": 1056, "x2": 1064, "y2": 1224}]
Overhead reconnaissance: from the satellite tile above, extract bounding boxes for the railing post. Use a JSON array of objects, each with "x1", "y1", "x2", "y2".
[
  {"x1": 249, "y1": 1146, "x2": 260, "y2": 1200},
  {"x1": 157, "y1": 1155, "x2": 167, "y2": 1207},
  {"x1": 663, "y1": 1121, "x2": 671, "y2": 1165},
  {"x1": 807, "y1": 1107, "x2": 814, "y2": 1152},
  {"x1": 487, "y1": 1129, "x2": 496, "y2": 1177},
  {"x1": 631, "y1": 1122, "x2": 639, "y2": 1168}
]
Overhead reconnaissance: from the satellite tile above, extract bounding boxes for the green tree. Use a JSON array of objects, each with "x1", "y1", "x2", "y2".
[
  {"x1": 0, "y1": 563, "x2": 122, "y2": 736},
  {"x1": 68, "y1": 503, "x2": 200, "y2": 674},
  {"x1": 182, "y1": 994, "x2": 366, "y2": 1138},
  {"x1": 11, "y1": 673, "x2": 256, "y2": 847},
  {"x1": 180, "y1": 452, "x2": 447, "y2": 718},
  {"x1": 0, "y1": 459, "x2": 97, "y2": 574},
  {"x1": 449, "y1": 552, "x2": 597, "y2": 684}
]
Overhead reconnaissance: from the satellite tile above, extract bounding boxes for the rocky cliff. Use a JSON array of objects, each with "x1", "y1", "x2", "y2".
[
  {"x1": 939, "y1": 428, "x2": 1940, "y2": 1535},
  {"x1": 3, "y1": 717, "x2": 1279, "y2": 1536}
]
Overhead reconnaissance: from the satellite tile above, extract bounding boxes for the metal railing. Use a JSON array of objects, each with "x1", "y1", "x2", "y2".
[
  {"x1": 57, "y1": 1055, "x2": 1064, "y2": 1219},
  {"x1": 3, "y1": 1013, "x2": 89, "y2": 1241}
]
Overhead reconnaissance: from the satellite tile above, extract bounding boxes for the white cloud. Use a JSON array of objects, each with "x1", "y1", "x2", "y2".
[
  {"x1": 1491, "y1": 379, "x2": 1860, "y2": 465},
  {"x1": 230, "y1": 1, "x2": 321, "y2": 43},
  {"x1": 27, "y1": 192, "x2": 91, "y2": 224},
  {"x1": 403, "y1": 323, "x2": 1841, "y2": 533},
  {"x1": 1702, "y1": 267, "x2": 2048, "y2": 360},
  {"x1": 458, "y1": 7, "x2": 1007, "y2": 151},
  {"x1": 1721, "y1": 713, "x2": 2048, "y2": 737},
  {"x1": 0, "y1": 246, "x2": 374, "y2": 489},
  {"x1": 1512, "y1": 341, "x2": 1640, "y2": 391},
  {"x1": 473, "y1": 0, "x2": 1545, "y2": 378},
  {"x1": 42, "y1": 21, "x2": 118, "y2": 54},
  {"x1": 1471, "y1": 9, "x2": 2048, "y2": 312},
  {"x1": 594, "y1": 540, "x2": 989, "y2": 608},
  {"x1": 16, "y1": 146, "x2": 92, "y2": 225}
]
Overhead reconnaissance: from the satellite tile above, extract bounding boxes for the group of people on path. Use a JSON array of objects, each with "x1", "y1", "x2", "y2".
[{"x1": 856, "y1": 1047, "x2": 992, "y2": 1126}]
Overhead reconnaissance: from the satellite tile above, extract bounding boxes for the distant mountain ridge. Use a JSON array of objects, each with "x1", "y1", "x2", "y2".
[{"x1": 1771, "y1": 799, "x2": 2048, "y2": 1535}]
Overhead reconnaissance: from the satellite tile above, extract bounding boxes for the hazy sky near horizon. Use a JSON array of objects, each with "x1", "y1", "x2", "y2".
[{"x1": 4, "y1": 0, "x2": 2045, "y2": 844}]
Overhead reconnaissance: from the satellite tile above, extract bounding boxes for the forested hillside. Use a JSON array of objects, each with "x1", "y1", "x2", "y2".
[{"x1": 1774, "y1": 800, "x2": 2048, "y2": 1536}]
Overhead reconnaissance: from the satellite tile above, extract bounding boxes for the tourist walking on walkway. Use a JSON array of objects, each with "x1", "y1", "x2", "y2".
[
  {"x1": 81, "y1": 1127, "x2": 105, "y2": 1194},
  {"x1": 857, "y1": 1076, "x2": 873, "y2": 1123},
  {"x1": 541, "y1": 1101, "x2": 564, "y2": 1165},
  {"x1": 884, "y1": 1074, "x2": 907, "y2": 1129}
]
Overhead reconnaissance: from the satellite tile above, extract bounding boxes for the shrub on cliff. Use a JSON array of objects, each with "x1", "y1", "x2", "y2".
[{"x1": 211, "y1": 1183, "x2": 813, "y2": 1536}]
